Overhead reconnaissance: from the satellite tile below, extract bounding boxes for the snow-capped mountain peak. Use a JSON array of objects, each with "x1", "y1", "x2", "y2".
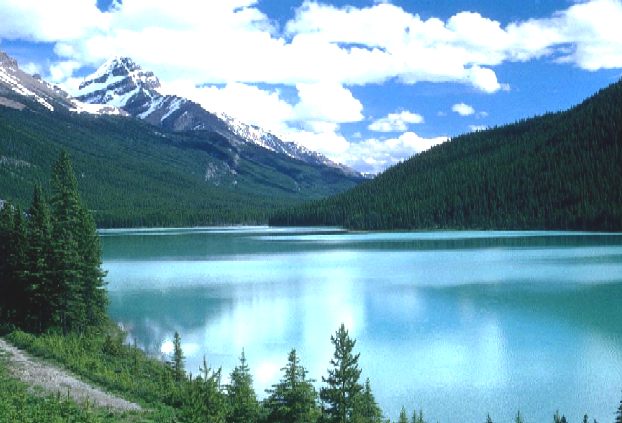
[{"x1": 75, "y1": 56, "x2": 361, "y2": 176}]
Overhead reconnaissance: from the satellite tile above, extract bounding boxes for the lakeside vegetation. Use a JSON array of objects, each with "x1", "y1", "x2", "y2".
[{"x1": 270, "y1": 79, "x2": 622, "y2": 231}]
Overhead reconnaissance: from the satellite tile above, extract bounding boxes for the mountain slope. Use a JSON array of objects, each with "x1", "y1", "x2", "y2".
[
  {"x1": 75, "y1": 57, "x2": 357, "y2": 174},
  {"x1": 270, "y1": 79, "x2": 622, "y2": 231},
  {"x1": 0, "y1": 53, "x2": 362, "y2": 227}
]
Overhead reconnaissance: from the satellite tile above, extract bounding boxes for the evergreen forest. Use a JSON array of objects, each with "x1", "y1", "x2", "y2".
[
  {"x1": 0, "y1": 94, "x2": 361, "y2": 228},
  {"x1": 270, "y1": 79, "x2": 622, "y2": 231}
]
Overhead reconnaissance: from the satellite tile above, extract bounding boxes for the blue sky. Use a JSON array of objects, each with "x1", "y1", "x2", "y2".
[{"x1": 1, "y1": 0, "x2": 621, "y2": 173}]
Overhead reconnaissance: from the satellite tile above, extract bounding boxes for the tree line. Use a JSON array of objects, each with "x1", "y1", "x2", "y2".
[
  {"x1": 270, "y1": 79, "x2": 622, "y2": 231},
  {"x1": 0, "y1": 151, "x2": 107, "y2": 334}
]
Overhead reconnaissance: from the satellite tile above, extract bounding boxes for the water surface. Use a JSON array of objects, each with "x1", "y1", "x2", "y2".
[{"x1": 102, "y1": 227, "x2": 622, "y2": 422}]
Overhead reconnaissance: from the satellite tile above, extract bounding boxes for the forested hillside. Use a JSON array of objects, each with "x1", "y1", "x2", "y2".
[
  {"x1": 0, "y1": 94, "x2": 361, "y2": 227},
  {"x1": 270, "y1": 80, "x2": 622, "y2": 231}
]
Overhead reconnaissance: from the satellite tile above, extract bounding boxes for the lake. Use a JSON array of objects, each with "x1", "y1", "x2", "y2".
[{"x1": 101, "y1": 227, "x2": 622, "y2": 422}]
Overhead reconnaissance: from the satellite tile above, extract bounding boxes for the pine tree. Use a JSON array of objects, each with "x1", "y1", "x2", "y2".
[
  {"x1": 0, "y1": 202, "x2": 11, "y2": 321},
  {"x1": 397, "y1": 407, "x2": 408, "y2": 423},
  {"x1": 352, "y1": 378, "x2": 383, "y2": 423},
  {"x1": 264, "y1": 349, "x2": 320, "y2": 423},
  {"x1": 485, "y1": 414, "x2": 493, "y2": 423},
  {"x1": 7, "y1": 205, "x2": 27, "y2": 326},
  {"x1": 320, "y1": 324, "x2": 363, "y2": 423},
  {"x1": 182, "y1": 357, "x2": 228, "y2": 423},
  {"x1": 171, "y1": 331, "x2": 185, "y2": 382},
  {"x1": 49, "y1": 151, "x2": 86, "y2": 333},
  {"x1": 24, "y1": 185, "x2": 52, "y2": 332},
  {"x1": 227, "y1": 350, "x2": 259, "y2": 423},
  {"x1": 411, "y1": 410, "x2": 424, "y2": 423},
  {"x1": 76, "y1": 205, "x2": 107, "y2": 327}
]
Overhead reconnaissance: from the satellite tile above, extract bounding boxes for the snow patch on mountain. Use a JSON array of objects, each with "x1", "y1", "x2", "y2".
[{"x1": 0, "y1": 65, "x2": 54, "y2": 111}]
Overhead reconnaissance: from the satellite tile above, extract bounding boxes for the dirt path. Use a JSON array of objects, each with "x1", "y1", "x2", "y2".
[{"x1": 0, "y1": 338, "x2": 142, "y2": 412}]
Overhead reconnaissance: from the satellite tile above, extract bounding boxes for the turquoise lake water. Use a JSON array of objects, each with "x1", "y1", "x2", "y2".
[{"x1": 101, "y1": 227, "x2": 622, "y2": 422}]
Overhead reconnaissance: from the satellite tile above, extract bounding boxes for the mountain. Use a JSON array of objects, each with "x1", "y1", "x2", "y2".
[
  {"x1": 270, "y1": 79, "x2": 622, "y2": 231},
  {"x1": 75, "y1": 57, "x2": 359, "y2": 176},
  {"x1": 0, "y1": 52, "x2": 362, "y2": 227},
  {"x1": 0, "y1": 52, "x2": 124, "y2": 116}
]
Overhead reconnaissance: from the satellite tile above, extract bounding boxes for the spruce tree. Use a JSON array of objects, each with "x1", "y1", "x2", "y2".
[
  {"x1": 7, "y1": 205, "x2": 27, "y2": 326},
  {"x1": 227, "y1": 350, "x2": 259, "y2": 423},
  {"x1": 352, "y1": 378, "x2": 383, "y2": 423},
  {"x1": 0, "y1": 202, "x2": 14, "y2": 322},
  {"x1": 616, "y1": 392, "x2": 622, "y2": 423},
  {"x1": 76, "y1": 205, "x2": 107, "y2": 327},
  {"x1": 171, "y1": 331, "x2": 186, "y2": 382},
  {"x1": 486, "y1": 413, "x2": 493, "y2": 423},
  {"x1": 24, "y1": 185, "x2": 52, "y2": 332},
  {"x1": 397, "y1": 407, "x2": 408, "y2": 423},
  {"x1": 49, "y1": 151, "x2": 85, "y2": 333},
  {"x1": 265, "y1": 349, "x2": 320, "y2": 423},
  {"x1": 515, "y1": 411, "x2": 523, "y2": 423},
  {"x1": 320, "y1": 324, "x2": 363, "y2": 423},
  {"x1": 182, "y1": 357, "x2": 228, "y2": 423}
]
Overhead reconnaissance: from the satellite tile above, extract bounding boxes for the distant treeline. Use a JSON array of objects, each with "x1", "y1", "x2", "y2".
[
  {"x1": 0, "y1": 97, "x2": 359, "y2": 228},
  {"x1": 270, "y1": 80, "x2": 622, "y2": 231}
]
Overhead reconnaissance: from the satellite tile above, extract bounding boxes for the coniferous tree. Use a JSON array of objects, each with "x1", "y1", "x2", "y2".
[
  {"x1": 486, "y1": 414, "x2": 493, "y2": 423},
  {"x1": 352, "y1": 378, "x2": 383, "y2": 423},
  {"x1": 264, "y1": 349, "x2": 320, "y2": 423},
  {"x1": 397, "y1": 407, "x2": 408, "y2": 423},
  {"x1": 411, "y1": 410, "x2": 424, "y2": 423},
  {"x1": 171, "y1": 331, "x2": 185, "y2": 382},
  {"x1": 0, "y1": 202, "x2": 14, "y2": 322},
  {"x1": 24, "y1": 185, "x2": 52, "y2": 332},
  {"x1": 227, "y1": 350, "x2": 259, "y2": 423},
  {"x1": 182, "y1": 357, "x2": 228, "y2": 423},
  {"x1": 320, "y1": 324, "x2": 363, "y2": 423},
  {"x1": 49, "y1": 151, "x2": 86, "y2": 333},
  {"x1": 76, "y1": 205, "x2": 107, "y2": 327},
  {"x1": 7, "y1": 205, "x2": 27, "y2": 326}
]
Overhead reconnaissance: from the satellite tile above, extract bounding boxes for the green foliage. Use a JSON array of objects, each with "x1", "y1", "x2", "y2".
[
  {"x1": 170, "y1": 331, "x2": 185, "y2": 383},
  {"x1": 0, "y1": 103, "x2": 360, "y2": 228},
  {"x1": 320, "y1": 324, "x2": 363, "y2": 423},
  {"x1": 486, "y1": 413, "x2": 493, "y2": 423},
  {"x1": 515, "y1": 410, "x2": 524, "y2": 423},
  {"x1": 227, "y1": 350, "x2": 260, "y2": 423},
  {"x1": 0, "y1": 336, "x2": 171, "y2": 422},
  {"x1": 180, "y1": 357, "x2": 228, "y2": 423},
  {"x1": 0, "y1": 152, "x2": 108, "y2": 334},
  {"x1": 270, "y1": 79, "x2": 622, "y2": 231},
  {"x1": 616, "y1": 392, "x2": 622, "y2": 423},
  {"x1": 352, "y1": 378, "x2": 383, "y2": 423},
  {"x1": 397, "y1": 407, "x2": 408, "y2": 423},
  {"x1": 264, "y1": 349, "x2": 320, "y2": 423}
]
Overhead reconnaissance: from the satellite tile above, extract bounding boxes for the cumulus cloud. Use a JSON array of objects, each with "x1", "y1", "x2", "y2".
[
  {"x1": 344, "y1": 132, "x2": 449, "y2": 174},
  {"x1": 452, "y1": 103, "x2": 476, "y2": 116},
  {"x1": 368, "y1": 111, "x2": 424, "y2": 132}
]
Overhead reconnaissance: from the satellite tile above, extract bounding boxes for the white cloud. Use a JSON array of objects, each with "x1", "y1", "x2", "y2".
[
  {"x1": 344, "y1": 132, "x2": 449, "y2": 174},
  {"x1": 368, "y1": 110, "x2": 424, "y2": 132},
  {"x1": 293, "y1": 83, "x2": 363, "y2": 123},
  {"x1": 452, "y1": 103, "x2": 476, "y2": 116}
]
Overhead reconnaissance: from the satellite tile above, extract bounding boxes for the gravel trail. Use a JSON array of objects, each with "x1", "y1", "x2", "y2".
[{"x1": 0, "y1": 337, "x2": 142, "y2": 412}]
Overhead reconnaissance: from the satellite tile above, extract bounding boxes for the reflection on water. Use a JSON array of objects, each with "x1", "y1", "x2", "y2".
[{"x1": 103, "y1": 228, "x2": 622, "y2": 422}]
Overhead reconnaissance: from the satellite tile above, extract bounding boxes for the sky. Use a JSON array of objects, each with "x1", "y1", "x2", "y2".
[{"x1": 0, "y1": 0, "x2": 621, "y2": 174}]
